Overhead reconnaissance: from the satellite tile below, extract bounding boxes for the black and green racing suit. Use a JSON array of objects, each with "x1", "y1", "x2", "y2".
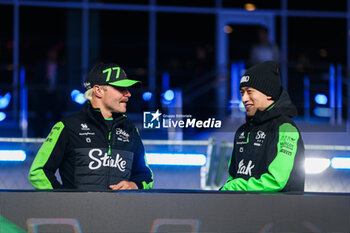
[
  {"x1": 28, "y1": 103, "x2": 153, "y2": 190},
  {"x1": 221, "y1": 89, "x2": 305, "y2": 192}
]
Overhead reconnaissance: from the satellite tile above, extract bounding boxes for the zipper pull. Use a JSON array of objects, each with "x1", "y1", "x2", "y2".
[{"x1": 108, "y1": 131, "x2": 111, "y2": 156}]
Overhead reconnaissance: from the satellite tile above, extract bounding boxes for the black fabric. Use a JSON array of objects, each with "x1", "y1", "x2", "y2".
[
  {"x1": 224, "y1": 89, "x2": 305, "y2": 192},
  {"x1": 240, "y1": 61, "x2": 282, "y2": 100},
  {"x1": 250, "y1": 89, "x2": 297, "y2": 124}
]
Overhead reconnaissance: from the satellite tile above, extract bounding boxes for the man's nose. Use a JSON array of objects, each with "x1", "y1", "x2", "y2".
[
  {"x1": 241, "y1": 92, "x2": 248, "y2": 102},
  {"x1": 124, "y1": 89, "x2": 131, "y2": 98}
]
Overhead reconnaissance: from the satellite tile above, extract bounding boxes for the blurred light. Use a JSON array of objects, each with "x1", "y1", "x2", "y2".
[
  {"x1": 0, "y1": 150, "x2": 26, "y2": 161},
  {"x1": 71, "y1": 89, "x2": 87, "y2": 105},
  {"x1": 244, "y1": 3, "x2": 256, "y2": 11},
  {"x1": 146, "y1": 153, "x2": 206, "y2": 166},
  {"x1": 314, "y1": 94, "x2": 328, "y2": 105},
  {"x1": 0, "y1": 112, "x2": 6, "y2": 121},
  {"x1": 239, "y1": 101, "x2": 246, "y2": 112},
  {"x1": 75, "y1": 93, "x2": 87, "y2": 105},
  {"x1": 320, "y1": 48, "x2": 328, "y2": 57},
  {"x1": 142, "y1": 92, "x2": 153, "y2": 101},
  {"x1": 71, "y1": 89, "x2": 80, "y2": 99},
  {"x1": 313, "y1": 107, "x2": 331, "y2": 117},
  {"x1": 305, "y1": 158, "x2": 330, "y2": 174},
  {"x1": 163, "y1": 89, "x2": 175, "y2": 102},
  {"x1": 0, "y1": 92, "x2": 11, "y2": 109},
  {"x1": 331, "y1": 157, "x2": 350, "y2": 169},
  {"x1": 224, "y1": 25, "x2": 233, "y2": 34}
]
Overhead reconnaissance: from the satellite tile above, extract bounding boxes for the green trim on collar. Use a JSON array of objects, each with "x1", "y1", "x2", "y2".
[{"x1": 266, "y1": 103, "x2": 275, "y2": 111}]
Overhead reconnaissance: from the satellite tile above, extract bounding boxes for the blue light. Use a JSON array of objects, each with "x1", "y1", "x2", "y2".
[
  {"x1": 163, "y1": 90, "x2": 175, "y2": 102},
  {"x1": 0, "y1": 92, "x2": 11, "y2": 109},
  {"x1": 314, "y1": 94, "x2": 328, "y2": 105},
  {"x1": 313, "y1": 107, "x2": 331, "y2": 117},
  {"x1": 331, "y1": 157, "x2": 350, "y2": 169},
  {"x1": 0, "y1": 112, "x2": 6, "y2": 121},
  {"x1": 70, "y1": 89, "x2": 80, "y2": 99},
  {"x1": 71, "y1": 89, "x2": 86, "y2": 105},
  {"x1": 142, "y1": 92, "x2": 153, "y2": 101},
  {"x1": 146, "y1": 153, "x2": 206, "y2": 166},
  {"x1": 75, "y1": 93, "x2": 87, "y2": 105},
  {"x1": 0, "y1": 150, "x2": 26, "y2": 161}
]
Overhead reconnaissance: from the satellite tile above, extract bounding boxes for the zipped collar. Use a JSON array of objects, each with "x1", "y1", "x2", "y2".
[
  {"x1": 248, "y1": 89, "x2": 298, "y2": 125},
  {"x1": 83, "y1": 102, "x2": 127, "y2": 127}
]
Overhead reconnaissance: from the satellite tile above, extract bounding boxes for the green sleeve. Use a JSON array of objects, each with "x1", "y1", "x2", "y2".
[
  {"x1": 0, "y1": 216, "x2": 27, "y2": 233},
  {"x1": 221, "y1": 123, "x2": 299, "y2": 191},
  {"x1": 28, "y1": 121, "x2": 65, "y2": 189}
]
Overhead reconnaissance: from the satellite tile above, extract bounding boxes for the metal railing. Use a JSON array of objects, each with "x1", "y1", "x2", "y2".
[
  {"x1": 0, "y1": 137, "x2": 216, "y2": 190},
  {"x1": 216, "y1": 141, "x2": 350, "y2": 192},
  {"x1": 1, "y1": 136, "x2": 350, "y2": 192}
]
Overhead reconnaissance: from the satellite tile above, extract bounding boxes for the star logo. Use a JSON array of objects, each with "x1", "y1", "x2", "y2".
[
  {"x1": 143, "y1": 110, "x2": 162, "y2": 129},
  {"x1": 151, "y1": 109, "x2": 162, "y2": 122}
]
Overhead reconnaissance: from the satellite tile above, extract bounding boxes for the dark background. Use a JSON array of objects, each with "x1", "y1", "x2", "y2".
[{"x1": 0, "y1": 0, "x2": 347, "y2": 139}]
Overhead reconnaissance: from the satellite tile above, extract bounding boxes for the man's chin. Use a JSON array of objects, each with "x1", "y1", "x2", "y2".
[
  {"x1": 114, "y1": 108, "x2": 127, "y2": 114},
  {"x1": 246, "y1": 110, "x2": 256, "y2": 117},
  {"x1": 119, "y1": 104, "x2": 127, "y2": 113}
]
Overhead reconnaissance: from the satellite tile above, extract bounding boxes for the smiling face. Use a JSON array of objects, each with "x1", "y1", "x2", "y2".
[{"x1": 240, "y1": 86, "x2": 274, "y2": 117}]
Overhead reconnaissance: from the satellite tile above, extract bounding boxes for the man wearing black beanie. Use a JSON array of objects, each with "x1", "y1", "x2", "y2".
[{"x1": 221, "y1": 61, "x2": 305, "y2": 192}]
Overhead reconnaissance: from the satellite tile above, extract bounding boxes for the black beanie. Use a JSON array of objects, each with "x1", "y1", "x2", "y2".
[{"x1": 239, "y1": 61, "x2": 282, "y2": 100}]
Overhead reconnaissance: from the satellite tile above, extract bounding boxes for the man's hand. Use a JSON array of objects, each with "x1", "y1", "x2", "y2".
[{"x1": 109, "y1": 181, "x2": 138, "y2": 190}]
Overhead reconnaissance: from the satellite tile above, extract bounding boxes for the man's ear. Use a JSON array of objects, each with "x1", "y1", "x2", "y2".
[{"x1": 93, "y1": 85, "x2": 104, "y2": 98}]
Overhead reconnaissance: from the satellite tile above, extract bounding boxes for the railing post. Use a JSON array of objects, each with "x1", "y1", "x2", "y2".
[
  {"x1": 201, "y1": 137, "x2": 216, "y2": 190},
  {"x1": 336, "y1": 64, "x2": 342, "y2": 125},
  {"x1": 329, "y1": 64, "x2": 336, "y2": 124},
  {"x1": 303, "y1": 75, "x2": 310, "y2": 120},
  {"x1": 19, "y1": 67, "x2": 28, "y2": 138}
]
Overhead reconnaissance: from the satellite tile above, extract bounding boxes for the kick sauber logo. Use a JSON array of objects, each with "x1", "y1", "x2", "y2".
[
  {"x1": 81, "y1": 123, "x2": 90, "y2": 131},
  {"x1": 143, "y1": 109, "x2": 162, "y2": 129}
]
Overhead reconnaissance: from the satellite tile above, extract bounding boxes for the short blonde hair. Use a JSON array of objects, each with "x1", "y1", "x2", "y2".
[
  {"x1": 84, "y1": 85, "x2": 108, "y2": 101},
  {"x1": 84, "y1": 88, "x2": 93, "y2": 101}
]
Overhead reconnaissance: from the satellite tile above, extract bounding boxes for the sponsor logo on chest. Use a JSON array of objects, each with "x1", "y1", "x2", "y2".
[
  {"x1": 116, "y1": 128, "x2": 130, "y2": 143},
  {"x1": 236, "y1": 131, "x2": 248, "y2": 146},
  {"x1": 78, "y1": 123, "x2": 95, "y2": 142},
  {"x1": 81, "y1": 123, "x2": 90, "y2": 131},
  {"x1": 254, "y1": 130, "x2": 266, "y2": 147},
  {"x1": 239, "y1": 131, "x2": 245, "y2": 139}
]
